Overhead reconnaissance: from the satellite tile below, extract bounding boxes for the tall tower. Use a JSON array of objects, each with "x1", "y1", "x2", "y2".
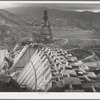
[{"x1": 40, "y1": 10, "x2": 53, "y2": 43}]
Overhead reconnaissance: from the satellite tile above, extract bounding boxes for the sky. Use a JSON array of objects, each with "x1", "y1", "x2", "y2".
[{"x1": 1, "y1": 2, "x2": 100, "y2": 12}]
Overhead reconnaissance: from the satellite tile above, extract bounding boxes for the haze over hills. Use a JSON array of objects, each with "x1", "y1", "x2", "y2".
[{"x1": 5, "y1": 7, "x2": 100, "y2": 32}]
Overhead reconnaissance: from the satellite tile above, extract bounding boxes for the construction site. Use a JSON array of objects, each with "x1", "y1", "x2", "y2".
[{"x1": 0, "y1": 10, "x2": 100, "y2": 92}]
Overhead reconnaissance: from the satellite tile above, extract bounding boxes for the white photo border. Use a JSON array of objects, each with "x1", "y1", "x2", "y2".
[{"x1": 0, "y1": 1, "x2": 99, "y2": 99}]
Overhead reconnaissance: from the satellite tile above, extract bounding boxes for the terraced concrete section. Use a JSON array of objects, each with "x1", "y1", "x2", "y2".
[
  {"x1": 44, "y1": 47, "x2": 98, "y2": 92},
  {"x1": 11, "y1": 44, "x2": 100, "y2": 92}
]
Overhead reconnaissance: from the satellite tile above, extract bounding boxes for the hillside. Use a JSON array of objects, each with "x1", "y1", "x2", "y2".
[
  {"x1": 5, "y1": 7, "x2": 100, "y2": 34},
  {"x1": 0, "y1": 9, "x2": 39, "y2": 50},
  {"x1": 0, "y1": 9, "x2": 31, "y2": 26},
  {"x1": 0, "y1": 25, "x2": 37, "y2": 49}
]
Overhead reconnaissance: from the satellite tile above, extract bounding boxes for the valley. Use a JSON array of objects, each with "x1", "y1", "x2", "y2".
[
  {"x1": 0, "y1": 7, "x2": 99, "y2": 72},
  {"x1": 0, "y1": 4, "x2": 99, "y2": 92}
]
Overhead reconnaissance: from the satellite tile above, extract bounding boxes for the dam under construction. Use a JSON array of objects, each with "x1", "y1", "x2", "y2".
[{"x1": 0, "y1": 10, "x2": 100, "y2": 92}]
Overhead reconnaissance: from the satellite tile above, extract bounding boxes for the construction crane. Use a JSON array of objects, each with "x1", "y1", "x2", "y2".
[{"x1": 40, "y1": 10, "x2": 53, "y2": 43}]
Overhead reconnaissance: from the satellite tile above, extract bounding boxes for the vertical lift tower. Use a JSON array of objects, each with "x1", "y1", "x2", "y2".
[{"x1": 40, "y1": 10, "x2": 53, "y2": 43}]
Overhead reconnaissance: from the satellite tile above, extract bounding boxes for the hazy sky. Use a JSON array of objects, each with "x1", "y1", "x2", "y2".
[{"x1": 1, "y1": 2, "x2": 100, "y2": 12}]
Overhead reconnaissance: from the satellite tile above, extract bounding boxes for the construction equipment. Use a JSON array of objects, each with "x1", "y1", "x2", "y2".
[{"x1": 40, "y1": 10, "x2": 53, "y2": 43}]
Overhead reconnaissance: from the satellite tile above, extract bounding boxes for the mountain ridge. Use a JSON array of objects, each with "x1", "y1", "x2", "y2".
[{"x1": 5, "y1": 7, "x2": 100, "y2": 31}]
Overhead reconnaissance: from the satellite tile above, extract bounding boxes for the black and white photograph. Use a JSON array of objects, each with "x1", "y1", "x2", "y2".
[{"x1": 0, "y1": 1, "x2": 100, "y2": 95}]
